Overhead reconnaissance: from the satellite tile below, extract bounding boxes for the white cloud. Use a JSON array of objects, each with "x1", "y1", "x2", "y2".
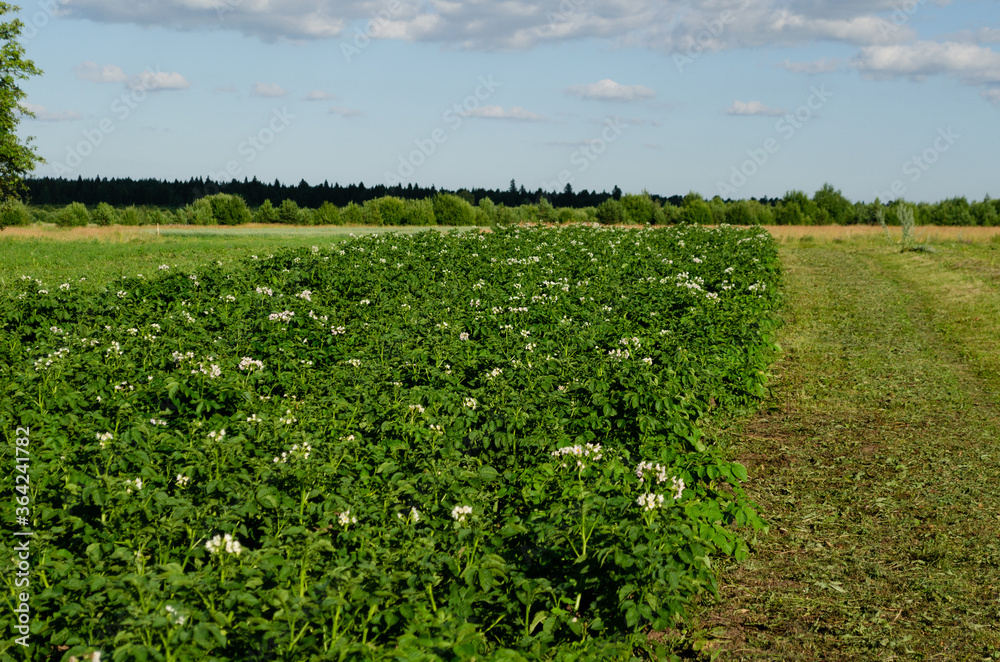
[
  {"x1": 128, "y1": 69, "x2": 191, "y2": 91},
  {"x1": 251, "y1": 82, "x2": 287, "y2": 97},
  {"x1": 778, "y1": 57, "x2": 841, "y2": 74},
  {"x1": 852, "y1": 41, "x2": 1000, "y2": 85},
  {"x1": 565, "y1": 79, "x2": 655, "y2": 102},
  {"x1": 19, "y1": 102, "x2": 82, "y2": 121},
  {"x1": 328, "y1": 106, "x2": 363, "y2": 117},
  {"x1": 459, "y1": 105, "x2": 546, "y2": 121},
  {"x1": 945, "y1": 27, "x2": 1000, "y2": 45},
  {"x1": 74, "y1": 61, "x2": 127, "y2": 83},
  {"x1": 726, "y1": 100, "x2": 785, "y2": 116},
  {"x1": 306, "y1": 90, "x2": 335, "y2": 100},
  {"x1": 45, "y1": 0, "x2": 955, "y2": 53}
]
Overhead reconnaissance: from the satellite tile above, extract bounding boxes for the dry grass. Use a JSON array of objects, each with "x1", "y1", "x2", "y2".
[
  {"x1": 764, "y1": 224, "x2": 1000, "y2": 244},
  {"x1": 0, "y1": 224, "x2": 151, "y2": 242}
]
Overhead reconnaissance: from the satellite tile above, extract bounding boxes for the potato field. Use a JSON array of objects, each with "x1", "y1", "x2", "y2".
[{"x1": 1, "y1": 224, "x2": 781, "y2": 661}]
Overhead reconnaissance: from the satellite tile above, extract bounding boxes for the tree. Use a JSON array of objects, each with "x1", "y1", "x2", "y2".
[{"x1": 0, "y1": 3, "x2": 43, "y2": 211}]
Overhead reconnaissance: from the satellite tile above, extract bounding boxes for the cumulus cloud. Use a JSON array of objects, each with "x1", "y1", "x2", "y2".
[
  {"x1": 45, "y1": 0, "x2": 956, "y2": 53},
  {"x1": 74, "y1": 61, "x2": 127, "y2": 83},
  {"x1": 565, "y1": 79, "x2": 655, "y2": 102},
  {"x1": 128, "y1": 69, "x2": 191, "y2": 91},
  {"x1": 852, "y1": 41, "x2": 1000, "y2": 85},
  {"x1": 328, "y1": 106, "x2": 363, "y2": 117},
  {"x1": 251, "y1": 82, "x2": 287, "y2": 97},
  {"x1": 459, "y1": 105, "x2": 546, "y2": 121},
  {"x1": 19, "y1": 102, "x2": 82, "y2": 121},
  {"x1": 305, "y1": 90, "x2": 335, "y2": 100},
  {"x1": 778, "y1": 57, "x2": 841, "y2": 74},
  {"x1": 726, "y1": 100, "x2": 785, "y2": 116}
]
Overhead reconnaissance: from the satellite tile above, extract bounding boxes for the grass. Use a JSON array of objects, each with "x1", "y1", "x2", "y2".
[
  {"x1": 685, "y1": 238, "x2": 1000, "y2": 660},
  {"x1": 0, "y1": 224, "x2": 477, "y2": 291}
]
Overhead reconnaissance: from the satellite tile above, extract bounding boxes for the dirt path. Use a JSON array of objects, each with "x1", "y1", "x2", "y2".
[{"x1": 693, "y1": 243, "x2": 1000, "y2": 661}]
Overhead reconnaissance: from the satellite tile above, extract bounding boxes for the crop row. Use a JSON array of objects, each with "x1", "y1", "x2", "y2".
[{"x1": 1, "y1": 224, "x2": 780, "y2": 661}]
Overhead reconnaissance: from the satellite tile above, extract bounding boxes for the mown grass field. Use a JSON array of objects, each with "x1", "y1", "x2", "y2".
[{"x1": 687, "y1": 230, "x2": 1000, "y2": 660}]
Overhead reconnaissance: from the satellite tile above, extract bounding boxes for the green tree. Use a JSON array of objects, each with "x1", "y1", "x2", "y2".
[
  {"x1": 254, "y1": 199, "x2": 278, "y2": 224},
  {"x1": 431, "y1": 193, "x2": 475, "y2": 226},
  {"x1": 595, "y1": 198, "x2": 628, "y2": 225},
  {"x1": 0, "y1": 4, "x2": 43, "y2": 208},
  {"x1": 813, "y1": 183, "x2": 854, "y2": 225}
]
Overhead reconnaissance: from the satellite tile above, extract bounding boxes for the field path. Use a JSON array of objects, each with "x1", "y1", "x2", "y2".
[{"x1": 698, "y1": 242, "x2": 1000, "y2": 660}]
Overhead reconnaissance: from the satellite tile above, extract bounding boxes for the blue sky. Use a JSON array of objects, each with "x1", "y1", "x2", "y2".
[{"x1": 15, "y1": 0, "x2": 1000, "y2": 203}]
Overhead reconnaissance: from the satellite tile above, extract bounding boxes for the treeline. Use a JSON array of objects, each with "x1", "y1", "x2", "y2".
[
  {"x1": 6, "y1": 182, "x2": 1000, "y2": 229},
  {"x1": 24, "y1": 176, "x2": 655, "y2": 210}
]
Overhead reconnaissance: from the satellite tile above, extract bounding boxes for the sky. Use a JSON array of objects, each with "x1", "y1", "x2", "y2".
[{"x1": 13, "y1": 0, "x2": 1000, "y2": 203}]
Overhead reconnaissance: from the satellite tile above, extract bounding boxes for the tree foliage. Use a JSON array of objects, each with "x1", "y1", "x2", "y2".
[{"x1": 0, "y1": 3, "x2": 43, "y2": 207}]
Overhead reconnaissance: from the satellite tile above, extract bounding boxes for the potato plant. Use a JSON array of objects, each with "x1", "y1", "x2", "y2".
[{"x1": 0, "y1": 224, "x2": 780, "y2": 661}]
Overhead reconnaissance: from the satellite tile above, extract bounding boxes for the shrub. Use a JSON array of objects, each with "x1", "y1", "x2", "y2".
[
  {"x1": 374, "y1": 196, "x2": 407, "y2": 226},
  {"x1": 276, "y1": 199, "x2": 302, "y2": 224},
  {"x1": 184, "y1": 198, "x2": 214, "y2": 225},
  {"x1": 403, "y1": 199, "x2": 436, "y2": 226},
  {"x1": 207, "y1": 194, "x2": 252, "y2": 226},
  {"x1": 536, "y1": 197, "x2": 557, "y2": 224},
  {"x1": 342, "y1": 202, "x2": 364, "y2": 225},
  {"x1": 120, "y1": 206, "x2": 142, "y2": 226},
  {"x1": 362, "y1": 200, "x2": 383, "y2": 226},
  {"x1": 0, "y1": 199, "x2": 32, "y2": 228},
  {"x1": 56, "y1": 202, "x2": 91, "y2": 227},
  {"x1": 680, "y1": 200, "x2": 714, "y2": 225},
  {"x1": 92, "y1": 202, "x2": 118, "y2": 226},
  {"x1": 595, "y1": 198, "x2": 628, "y2": 225},
  {"x1": 620, "y1": 192, "x2": 660, "y2": 225},
  {"x1": 431, "y1": 193, "x2": 475, "y2": 226},
  {"x1": 315, "y1": 201, "x2": 342, "y2": 226},
  {"x1": 254, "y1": 199, "x2": 278, "y2": 224}
]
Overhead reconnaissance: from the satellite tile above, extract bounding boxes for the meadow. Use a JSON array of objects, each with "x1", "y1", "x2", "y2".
[{"x1": 0, "y1": 223, "x2": 780, "y2": 661}]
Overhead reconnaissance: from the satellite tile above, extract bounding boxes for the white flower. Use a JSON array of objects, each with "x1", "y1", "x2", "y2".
[
  {"x1": 150, "y1": 419, "x2": 167, "y2": 426},
  {"x1": 451, "y1": 505, "x2": 473, "y2": 523},
  {"x1": 207, "y1": 429, "x2": 226, "y2": 441},
  {"x1": 636, "y1": 493, "x2": 665, "y2": 511},
  {"x1": 96, "y1": 432, "x2": 113, "y2": 448},
  {"x1": 159, "y1": 264, "x2": 170, "y2": 270},
  {"x1": 165, "y1": 604, "x2": 186, "y2": 626},
  {"x1": 463, "y1": 397, "x2": 478, "y2": 410},
  {"x1": 268, "y1": 311, "x2": 294, "y2": 323},
  {"x1": 331, "y1": 326, "x2": 346, "y2": 336},
  {"x1": 124, "y1": 477, "x2": 143, "y2": 494},
  {"x1": 338, "y1": 510, "x2": 358, "y2": 527},
  {"x1": 176, "y1": 474, "x2": 190, "y2": 487},
  {"x1": 408, "y1": 403, "x2": 426, "y2": 414},
  {"x1": 359, "y1": 299, "x2": 371, "y2": 305},
  {"x1": 255, "y1": 286, "x2": 273, "y2": 296},
  {"x1": 238, "y1": 357, "x2": 264, "y2": 372},
  {"x1": 116, "y1": 291, "x2": 127, "y2": 299},
  {"x1": 296, "y1": 290, "x2": 313, "y2": 302},
  {"x1": 205, "y1": 532, "x2": 243, "y2": 556},
  {"x1": 246, "y1": 413, "x2": 262, "y2": 423},
  {"x1": 459, "y1": 332, "x2": 470, "y2": 341}
]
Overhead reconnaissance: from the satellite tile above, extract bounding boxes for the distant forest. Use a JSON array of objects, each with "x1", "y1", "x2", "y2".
[{"x1": 24, "y1": 176, "x2": 707, "y2": 209}]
